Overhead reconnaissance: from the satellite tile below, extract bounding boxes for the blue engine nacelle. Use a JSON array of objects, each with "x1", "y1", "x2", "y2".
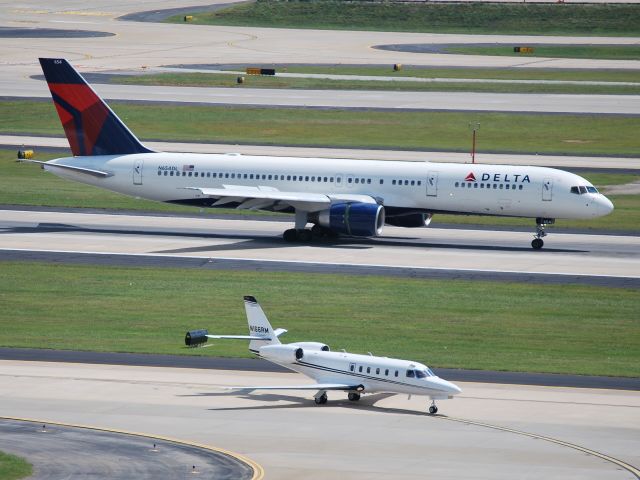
[
  {"x1": 385, "y1": 213, "x2": 433, "y2": 228},
  {"x1": 317, "y1": 203, "x2": 385, "y2": 237}
]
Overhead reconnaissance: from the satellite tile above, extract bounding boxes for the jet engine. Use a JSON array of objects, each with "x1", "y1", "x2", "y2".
[
  {"x1": 315, "y1": 202, "x2": 385, "y2": 237},
  {"x1": 385, "y1": 213, "x2": 432, "y2": 228},
  {"x1": 260, "y1": 344, "x2": 305, "y2": 363},
  {"x1": 289, "y1": 342, "x2": 330, "y2": 352},
  {"x1": 185, "y1": 329, "x2": 208, "y2": 347}
]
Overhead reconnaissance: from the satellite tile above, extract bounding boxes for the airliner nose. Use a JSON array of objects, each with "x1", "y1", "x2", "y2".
[{"x1": 601, "y1": 196, "x2": 614, "y2": 215}]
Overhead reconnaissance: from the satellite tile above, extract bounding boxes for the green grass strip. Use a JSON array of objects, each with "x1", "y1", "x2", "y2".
[
  {"x1": 115, "y1": 72, "x2": 640, "y2": 96},
  {"x1": 168, "y1": 1, "x2": 640, "y2": 36},
  {"x1": 2, "y1": 101, "x2": 639, "y2": 156},
  {"x1": 275, "y1": 66, "x2": 640, "y2": 83},
  {"x1": 0, "y1": 451, "x2": 32, "y2": 480},
  {"x1": 0, "y1": 261, "x2": 638, "y2": 377}
]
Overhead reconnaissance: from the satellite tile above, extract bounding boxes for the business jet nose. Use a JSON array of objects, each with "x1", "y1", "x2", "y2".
[{"x1": 434, "y1": 377, "x2": 462, "y2": 395}]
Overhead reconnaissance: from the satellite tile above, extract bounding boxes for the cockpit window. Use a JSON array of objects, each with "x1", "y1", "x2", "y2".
[
  {"x1": 415, "y1": 370, "x2": 427, "y2": 378},
  {"x1": 406, "y1": 370, "x2": 415, "y2": 378},
  {"x1": 571, "y1": 185, "x2": 598, "y2": 195},
  {"x1": 412, "y1": 368, "x2": 435, "y2": 379}
]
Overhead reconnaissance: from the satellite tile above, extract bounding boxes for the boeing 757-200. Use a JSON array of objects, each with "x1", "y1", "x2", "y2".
[
  {"x1": 185, "y1": 296, "x2": 461, "y2": 413},
  {"x1": 26, "y1": 58, "x2": 614, "y2": 249}
]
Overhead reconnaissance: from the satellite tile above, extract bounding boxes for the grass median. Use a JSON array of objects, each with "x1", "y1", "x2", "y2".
[
  {"x1": 443, "y1": 45, "x2": 640, "y2": 61},
  {"x1": 2, "y1": 148, "x2": 638, "y2": 231},
  {"x1": 2, "y1": 101, "x2": 639, "y2": 156},
  {"x1": 0, "y1": 452, "x2": 32, "y2": 480},
  {"x1": 167, "y1": 1, "x2": 640, "y2": 36},
  {"x1": 0, "y1": 261, "x2": 638, "y2": 377},
  {"x1": 114, "y1": 72, "x2": 640, "y2": 96}
]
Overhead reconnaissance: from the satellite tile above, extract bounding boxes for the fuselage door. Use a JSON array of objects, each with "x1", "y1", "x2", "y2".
[
  {"x1": 542, "y1": 178, "x2": 553, "y2": 201},
  {"x1": 426, "y1": 171, "x2": 438, "y2": 197},
  {"x1": 133, "y1": 159, "x2": 143, "y2": 185}
]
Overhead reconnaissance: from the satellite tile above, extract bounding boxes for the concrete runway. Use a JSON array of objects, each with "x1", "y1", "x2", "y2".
[
  {"x1": 4, "y1": 134, "x2": 640, "y2": 171},
  {"x1": 0, "y1": 361, "x2": 638, "y2": 480},
  {"x1": 1, "y1": 209, "x2": 638, "y2": 282},
  {"x1": 0, "y1": 418, "x2": 256, "y2": 479}
]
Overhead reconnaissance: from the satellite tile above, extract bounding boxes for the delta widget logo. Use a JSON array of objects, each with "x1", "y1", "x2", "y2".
[{"x1": 465, "y1": 172, "x2": 476, "y2": 182}]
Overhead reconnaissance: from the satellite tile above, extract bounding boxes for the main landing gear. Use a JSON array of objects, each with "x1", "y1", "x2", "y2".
[
  {"x1": 314, "y1": 391, "x2": 328, "y2": 405},
  {"x1": 532, "y1": 217, "x2": 555, "y2": 250},
  {"x1": 428, "y1": 401, "x2": 438, "y2": 415},
  {"x1": 283, "y1": 225, "x2": 337, "y2": 243}
]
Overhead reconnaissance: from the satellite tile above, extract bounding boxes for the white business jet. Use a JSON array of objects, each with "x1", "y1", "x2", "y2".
[
  {"x1": 185, "y1": 296, "x2": 461, "y2": 413},
  {"x1": 27, "y1": 58, "x2": 613, "y2": 249}
]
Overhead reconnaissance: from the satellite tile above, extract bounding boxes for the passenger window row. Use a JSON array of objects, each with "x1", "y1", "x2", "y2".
[
  {"x1": 352, "y1": 364, "x2": 399, "y2": 377},
  {"x1": 455, "y1": 182, "x2": 524, "y2": 191}
]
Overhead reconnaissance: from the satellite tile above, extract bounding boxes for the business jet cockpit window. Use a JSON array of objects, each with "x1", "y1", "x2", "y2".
[{"x1": 407, "y1": 368, "x2": 435, "y2": 378}]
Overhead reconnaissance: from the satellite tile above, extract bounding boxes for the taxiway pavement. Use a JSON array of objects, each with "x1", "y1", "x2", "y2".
[
  {"x1": 1, "y1": 210, "x2": 638, "y2": 285},
  {"x1": 0, "y1": 418, "x2": 255, "y2": 479},
  {"x1": 0, "y1": 360, "x2": 637, "y2": 479}
]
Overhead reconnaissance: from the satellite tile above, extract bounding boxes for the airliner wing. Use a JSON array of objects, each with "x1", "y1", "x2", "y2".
[
  {"x1": 225, "y1": 383, "x2": 360, "y2": 392},
  {"x1": 184, "y1": 186, "x2": 330, "y2": 212},
  {"x1": 184, "y1": 186, "x2": 378, "y2": 212}
]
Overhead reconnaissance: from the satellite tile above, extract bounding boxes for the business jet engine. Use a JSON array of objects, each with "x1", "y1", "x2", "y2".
[{"x1": 315, "y1": 202, "x2": 385, "y2": 237}]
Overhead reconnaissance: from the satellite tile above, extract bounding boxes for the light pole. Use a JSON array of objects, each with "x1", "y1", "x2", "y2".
[{"x1": 469, "y1": 122, "x2": 480, "y2": 164}]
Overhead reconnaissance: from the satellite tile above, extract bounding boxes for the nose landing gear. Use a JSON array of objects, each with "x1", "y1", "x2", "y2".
[
  {"x1": 428, "y1": 400, "x2": 438, "y2": 415},
  {"x1": 532, "y1": 217, "x2": 554, "y2": 250}
]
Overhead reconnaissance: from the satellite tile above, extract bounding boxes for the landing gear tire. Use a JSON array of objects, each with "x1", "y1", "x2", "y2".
[
  {"x1": 428, "y1": 401, "x2": 438, "y2": 415},
  {"x1": 531, "y1": 217, "x2": 554, "y2": 250},
  {"x1": 348, "y1": 392, "x2": 361, "y2": 402},
  {"x1": 315, "y1": 393, "x2": 328, "y2": 405},
  {"x1": 311, "y1": 224, "x2": 326, "y2": 239},
  {"x1": 531, "y1": 238, "x2": 544, "y2": 250},
  {"x1": 298, "y1": 229, "x2": 312, "y2": 242},
  {"x1": 283, "y1": 229, "x2": 298, "y2": 242}
]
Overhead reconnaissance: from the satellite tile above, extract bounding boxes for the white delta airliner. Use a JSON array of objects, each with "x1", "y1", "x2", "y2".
[
  {"x1": 185, "y1": 296, "x2": 462, "y2": 413},
  {"x1": 28, "y1": 58, "x2": 614, "y2": 249}
]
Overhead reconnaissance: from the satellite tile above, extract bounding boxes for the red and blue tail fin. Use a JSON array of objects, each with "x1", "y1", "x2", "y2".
[{"x1": 39, "y1": 58, "x2": 153, "y2": 156}]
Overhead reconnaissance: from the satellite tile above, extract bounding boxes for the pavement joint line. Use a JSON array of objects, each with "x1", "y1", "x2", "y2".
[
  {"x1": 1, "y1": 247, "x2": 639, "y2": 280},
  {"x1": 437, "y1": 415, "x2": 640, "y2": 479},
  {"x1": 0, "y1": 416, "x2": 265, "y2": 480}
]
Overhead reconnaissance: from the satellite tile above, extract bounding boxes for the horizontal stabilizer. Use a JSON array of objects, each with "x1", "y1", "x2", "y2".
[
  {"x1": 19, "y1": 159, "x2": 112, "y2": 178},
  {"x1": 206, "y1": 334, "x2": 271, "y2": 341}
]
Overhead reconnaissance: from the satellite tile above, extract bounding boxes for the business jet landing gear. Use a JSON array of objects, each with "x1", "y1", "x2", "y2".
[
  {"x1": 348, "y1": 392, "x2": 361, "y2": 402},
  {"x1": 428, "y1": 401, "x2": 438, "y2": 415},
  {"x1": 314, "y1": 391, "x2": 328, "y2": 405},
  {"x1": 532, "y1": 217, "x2": 555, "y2": 250}
]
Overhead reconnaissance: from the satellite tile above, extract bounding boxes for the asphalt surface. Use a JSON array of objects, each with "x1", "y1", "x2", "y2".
[
  {"x1": 0, "y1": 27, "x2": 114, "y2": 38},
  {"x1": 0, "y1": 418, "x2": 254, "y2": 479},
  {"x1": 1, "y1": 347, "x2": 637, "y2": 391}
]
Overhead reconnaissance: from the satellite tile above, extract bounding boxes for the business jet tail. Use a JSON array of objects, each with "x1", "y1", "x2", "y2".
[{"x1": 38, "y1": 58, "x2": 153, "y2": 157}]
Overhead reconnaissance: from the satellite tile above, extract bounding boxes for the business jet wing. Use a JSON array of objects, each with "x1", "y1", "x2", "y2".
[
  {"x1": 224, "y1": 383, "x2": 362, "y2": 392},
  {"x1": 183, "y1": 186, "x2": 377, "y2": 212}
]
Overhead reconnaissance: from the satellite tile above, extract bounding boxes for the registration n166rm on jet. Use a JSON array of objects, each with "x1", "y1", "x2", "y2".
[
  {"x1": 27, "y1": 58, "x2": 614, "y2": 249},
  {"x1": 186, "y1": 296, "x2": 461, "y2": 413}
]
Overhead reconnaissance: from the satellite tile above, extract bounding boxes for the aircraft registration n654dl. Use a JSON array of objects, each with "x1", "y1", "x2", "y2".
[{"x1": 27, "y1": 58, "x2": 614, "y2": 249}]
